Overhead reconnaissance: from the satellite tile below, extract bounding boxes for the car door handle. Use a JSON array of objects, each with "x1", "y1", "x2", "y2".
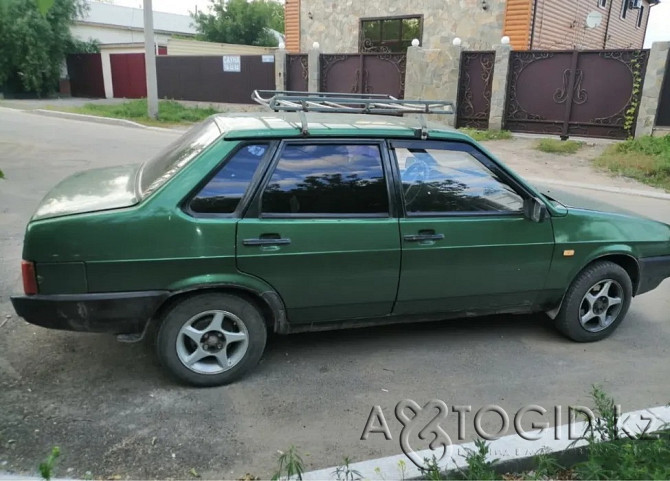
[
  {"x1": 243, "y1": 238, "x2": 292, "y2": 246},
  {"x1": 403, "y1": 233, "x2": 445, "y2": 242}
]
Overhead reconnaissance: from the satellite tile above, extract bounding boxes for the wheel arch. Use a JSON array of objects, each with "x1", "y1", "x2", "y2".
[
  {"x1": 546, "y1": 251, "x2": 640, "y2": 319},
  {"x1": 150, "y1": 284, "x2": 287, "y2": 334}
]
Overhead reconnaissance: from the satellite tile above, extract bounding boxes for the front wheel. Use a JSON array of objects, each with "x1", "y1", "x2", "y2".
[
  {"x1": 555, "y1": 261, "x2": 632, "y2": 342},
  {"x1": 156, "y1": 293, "x2": 267, "y2": 386}
]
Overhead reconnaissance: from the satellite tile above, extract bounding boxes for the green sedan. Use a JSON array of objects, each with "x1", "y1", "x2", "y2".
[{"x1": 11, "y1": 99, "x2": 670, "y2": 386}]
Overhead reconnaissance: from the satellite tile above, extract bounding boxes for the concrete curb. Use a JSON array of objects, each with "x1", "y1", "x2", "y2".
[
  {"x1": 527, "y1": 176, "x2": 670, "y2": 200},
  {"x1": 302, "y1": 405, "x2": 670, "y2": 480},
  {"x1": 28, "y1": 109, "x2": 181, "y2": 133}
]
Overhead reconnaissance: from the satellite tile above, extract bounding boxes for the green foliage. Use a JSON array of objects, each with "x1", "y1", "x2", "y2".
[
  {"x1": 458, "y1": 439, "x2": 498, "y2": 480},
  {"x1": 521, "y1": 451, "x2": 565, "y2": 480},
  {"x1": 35, "y1": 0, "x2": 55, "y2": 16},
  {"x1": 0, "y1": 168, "x2": 4, "y2": 179},
  {"x1": 0, "y1": 0, "x2": 87, "y2": 95},
  {"x1": 38, "y1": 446, "x2": 60, "y2": 481},
  {"x1": 535, "y1": 138, "x2": 584, "y2": 154},
  {"x1": 333, "y1": 457, "x2": 362, "y2": 481},
  {"x1": 272, "y1": 445, "x2": 305, "y2": 481},
  {"x1": 67, "y1": 37, "x2": 100, "y2": 53},
  {"x1": 459, "y1": 128, "x2": 513, "y2": 141},
  {"x1": 420, "y1": 455, "x2": 444, "y2": 480},
  {"x1": 193, "y1": 0, "x2": 283, "y2": 47},
  {"x1": 594, "y1": 134, "x2": 670, "y2": 191},
  {"x1": 623, "y1": 52, "x2": 644, "y2": 138},
  {"x1": 62, "y1": 99, "x2": 219, "y2": 125}
]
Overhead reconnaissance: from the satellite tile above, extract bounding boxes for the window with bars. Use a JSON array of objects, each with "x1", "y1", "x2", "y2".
[{"x1": 359, "y1": 15, "x2": 423, "y2": 53}]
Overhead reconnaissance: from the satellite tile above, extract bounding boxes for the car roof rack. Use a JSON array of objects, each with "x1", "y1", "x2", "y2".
[{"x1": 251, "y1": 90, "x2": 454, "y2": 139}]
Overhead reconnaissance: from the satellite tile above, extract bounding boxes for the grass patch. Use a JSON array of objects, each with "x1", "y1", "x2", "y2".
[
  {"x1": 59, "y1": 99, "x2": 219, "y2": 126},
  {"x1": 594, "y1": 135, "x2": 670, "y2": 191},
  {"x1": 535, "y1": 138, "x2": 584, "y2": 154},
  {"x1": 459, "y1": 128, "x2": 513, "y2": 141}
]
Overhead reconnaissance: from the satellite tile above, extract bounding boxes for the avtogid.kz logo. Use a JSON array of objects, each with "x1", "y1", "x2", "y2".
[{"x1": 360, "y1": 400, "x2": 652, "y2": 469}]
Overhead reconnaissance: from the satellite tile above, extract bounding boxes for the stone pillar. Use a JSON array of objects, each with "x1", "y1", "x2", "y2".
[
  {"x1": 308, "y1": 47, "x2": 320, "y2": 92},
  {"x1": 489, "y1": 43, "x2": 511, "y2": 131},
  {"x1": 404, "y1": 45, "x2": 461, "y2": 127},
  {"x1": 274, "y1": 47, "x2": 287, "y2": 91},
  {"x1": 635, "y1": 41, "x2": 670, "y2": 138}
]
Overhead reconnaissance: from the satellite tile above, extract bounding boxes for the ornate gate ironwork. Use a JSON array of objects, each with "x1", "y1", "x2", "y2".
[
  {"x1": 456, "y1": 51, "x2": 495, "y2": 129},
  {"x1": 286, "y1": 54, "x2": 308, "y2": 92},
  {"x1": 656, "y1": 49, "x2": 670, "y2": 127},
  {"x1": 504, "y1": 49, "x2": 649, "y2": 139},
  {"x1": 319, "y1": 53, "x2": 406, "y2": 99}
]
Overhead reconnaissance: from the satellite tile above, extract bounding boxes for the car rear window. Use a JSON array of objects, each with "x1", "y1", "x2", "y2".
[{"x1": 139, "y1": 119, "x2": 221, "y2": 197}]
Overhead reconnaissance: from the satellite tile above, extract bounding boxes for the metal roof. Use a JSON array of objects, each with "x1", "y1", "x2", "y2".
[{"x1": 77, "y1": 1, "x2": 196, "y2": 35}]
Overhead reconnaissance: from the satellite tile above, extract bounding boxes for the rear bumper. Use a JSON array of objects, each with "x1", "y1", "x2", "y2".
[
  {"x1": 637, "y1": 256, "x2": 670, "y2": 295},
  {"x1": 10, "y1": 291, "x2": 169, "y2": 334}
]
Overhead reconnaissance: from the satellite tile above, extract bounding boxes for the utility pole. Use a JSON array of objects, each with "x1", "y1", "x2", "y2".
[{"x1": 143, "y1": 0, "x2": 158, "y2": 119}]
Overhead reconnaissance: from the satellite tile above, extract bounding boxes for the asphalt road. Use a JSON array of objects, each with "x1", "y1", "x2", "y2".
[{"x1": 0, "y1": 108, "x2": 669, "y2": 479}]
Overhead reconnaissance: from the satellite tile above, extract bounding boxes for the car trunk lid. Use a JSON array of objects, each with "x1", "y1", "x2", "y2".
[{"x1": 32, "y1": 164, "x2": 140, "y2": 221}]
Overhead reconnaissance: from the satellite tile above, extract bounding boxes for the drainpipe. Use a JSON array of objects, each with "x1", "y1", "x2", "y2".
[
  {"x1": 603, "y1": 0, "x2": 614, "y2": 49},
  {"x1": 529, "y1": 0, "x2": 538, "y2": 49}
]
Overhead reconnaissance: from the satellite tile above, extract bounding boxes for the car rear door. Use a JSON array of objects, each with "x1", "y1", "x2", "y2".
[
  {"x1": 390, "y1": 140, "x2": 555, "y2": 315},
  {"x1": 236, "y1": 140, "x2": 401, "y2": 324}
]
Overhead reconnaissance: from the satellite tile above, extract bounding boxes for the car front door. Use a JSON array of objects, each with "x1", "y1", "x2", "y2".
[
  {"x1": 236, "y1": 140, "x2": 400, "y2": 324},
  {"x1": 390, "y1": 140, "x2": 555, "y2": 316}
]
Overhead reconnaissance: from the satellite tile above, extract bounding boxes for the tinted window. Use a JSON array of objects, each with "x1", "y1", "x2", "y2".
[
  {"x1": 140, "y1": 119, "x2": 221, "y2": 196},
  {"x1": 395, "y1": 147, "x2": 524, "y2": 214},
  {"x1": 190, "y1": 144, "x2": 268, "y2": 214},
  {"x1": 262, "y1": 144, "x2": 388, "y2": 215}
]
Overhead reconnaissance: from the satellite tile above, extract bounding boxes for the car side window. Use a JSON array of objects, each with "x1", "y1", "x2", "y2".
[
  {"x1": 190, "y1": 144, "x2": 268, "y2": 214},
  {"x1": 395, "y1": 146, "x2": 524, "y2": 214},
  {"x1": 261, "y1": 143, "x2": 389, "y2": 216}
]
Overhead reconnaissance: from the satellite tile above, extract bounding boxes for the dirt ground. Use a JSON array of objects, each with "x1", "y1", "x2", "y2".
[{"x1": 486, "y1": 136, "x2": 666, "y2": 195}]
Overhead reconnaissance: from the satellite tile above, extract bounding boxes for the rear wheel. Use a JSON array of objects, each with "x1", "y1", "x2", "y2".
[
  {"x1": 156, "y1": 293, "x2": 267, "y2": 386},
  {"x1": 555, "y1": 261, "x2": 632, "y2": 342}
]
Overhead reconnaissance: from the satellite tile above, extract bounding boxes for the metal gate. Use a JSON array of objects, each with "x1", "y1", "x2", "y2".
[
  {"x1": 319, "y1": 53, "x2": 406, "y2": 99},
  {"x1": 504, "y1": 50, "x2": 649, "y2": 139},
  {"x1": 456, "y1": 51, "x2": 495, "y2": 129},
  {"x1": 656, "y1": 49, "x2": 670, "y2": 127},
  {"x1": 286, "y1": 54, "x2": 308, "y2": 92},
  {"x1": 66, "y1": 53, "x2": 105, "y2": 98},
  {"x1": 110, "y1": 53, "x2": 147, "y2": 99}
]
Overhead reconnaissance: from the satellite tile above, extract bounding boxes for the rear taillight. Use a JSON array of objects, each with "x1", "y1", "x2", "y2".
[{"x1": 21, "y1": 260, "x2": 37, "y2": 295}]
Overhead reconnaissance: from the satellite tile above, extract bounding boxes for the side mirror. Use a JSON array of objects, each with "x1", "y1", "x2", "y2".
[{"x1": 524, "y1": 197, "x2": 548, "y2": 223}]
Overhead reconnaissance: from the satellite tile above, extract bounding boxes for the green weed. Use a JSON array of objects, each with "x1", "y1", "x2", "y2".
[
  {"x1": 61, "y1": 99, "x2": 219, "y2": 126},
  {"x1": 459, "y1": 128, "x2": 513, "y2": 141},
  {"x1": 535, "y1": 138, "x2": 584, "y2": 154},
  {"x1": 272, "y1": 445, "x2": 305, "y2": 481},
  {"x1": 594, "y1": 134, "x2": 670, "y2": 191},
  {"x1": 38, "y1": 446, "x2": 60, "y2": 481},
  {"x1": 333, "y1": 456, "x2": 362, "y2": 481}
]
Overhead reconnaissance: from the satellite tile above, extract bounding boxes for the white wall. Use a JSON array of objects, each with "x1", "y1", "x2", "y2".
[{"x1": 71, "y1": 24, "x2": 172, "y2": 46}]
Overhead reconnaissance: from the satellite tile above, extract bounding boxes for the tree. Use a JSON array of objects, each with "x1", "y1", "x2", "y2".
[
  {"x1": 0, "y1": 0, "x2": 88, "y2": 96},
  {"x1": 192, "y1": 0, "x2": 284, "y2": 47}
]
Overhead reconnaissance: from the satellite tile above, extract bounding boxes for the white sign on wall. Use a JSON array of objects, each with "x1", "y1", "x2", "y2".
[
  {"x1": 223, "y1": 55, "x2": 241, "y2": 72},
  {"x1": 262, "y1": 55, "x2": 275, "y2": 63}
]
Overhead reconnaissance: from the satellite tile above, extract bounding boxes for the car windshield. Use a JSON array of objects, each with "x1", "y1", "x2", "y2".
[{"x1": 139, "y1": 119, "x2": 221, "y2": 197}]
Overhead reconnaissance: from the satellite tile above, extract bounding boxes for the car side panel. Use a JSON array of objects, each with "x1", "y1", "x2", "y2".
[{"x1": 541, "y1": 209, "x2": 670, "y2": 299}]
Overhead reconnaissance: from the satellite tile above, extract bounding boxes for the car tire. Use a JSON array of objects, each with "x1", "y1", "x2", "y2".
[
  {"x1": 156, "y1": 292, "x2": 267, "y2": 387},
  {"x1": 555, "y1": 261, "x2": 632, "y2": 342}
]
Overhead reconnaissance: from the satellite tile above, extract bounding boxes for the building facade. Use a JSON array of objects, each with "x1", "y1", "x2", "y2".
[
  {"x1": 71, "y1": 1, "x2": 197, "y2": 48},
  {"x1": 285, "y1": 0, "x2": 659, "y2": 53}
]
